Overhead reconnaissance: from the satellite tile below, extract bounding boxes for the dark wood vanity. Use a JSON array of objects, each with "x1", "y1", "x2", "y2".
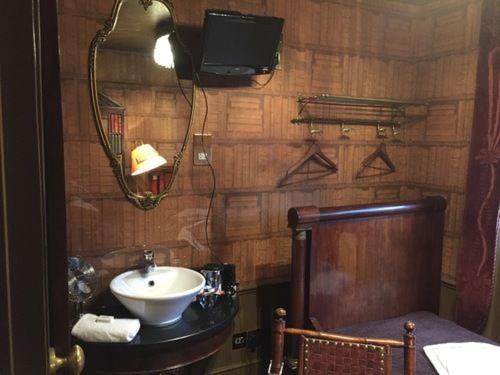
[{"x1": 79, "y1": 295, "x2": 238, "y2": 374}]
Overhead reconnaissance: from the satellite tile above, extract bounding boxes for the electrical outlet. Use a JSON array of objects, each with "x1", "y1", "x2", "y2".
[
  {"x1": 232, "y1": 332, "x2": 247, "y2": 349},
  {"x1": 247, "y1": 329, "x2": 261, "y2": 350},
  {"x1": 193, "y1": 134, "x2": 212, "y2": 166}
]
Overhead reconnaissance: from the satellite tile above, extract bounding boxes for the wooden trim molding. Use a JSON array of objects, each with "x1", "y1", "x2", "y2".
[
  {"x1": 0, "y1": 69, "x2": 14, "y2": 375},
  {"x1": 40, "y1": 0, "x2": 71, "y2": 358},
  {"x1": 288, "y1": 196, "x2": 447, "y2": 230},
  {"x1": 0, "y1": 0, "x2": 51, "y2": 373}
]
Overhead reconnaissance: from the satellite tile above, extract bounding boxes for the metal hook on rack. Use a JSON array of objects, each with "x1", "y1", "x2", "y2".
[
  {"x1": 309, "y1": 120, "x2": 323, "y2": 137},
  {"x1": 392, "y1": 123, "x2": 400, "y2": 136},
  {"x1": 391, "y1": 122, "x2": 403, "y2": 143},
  {"x1": 340, "y1": 121, "x2": 351, "y2": 139},
  {"x1": 376, "y1": 122, "x2": 387, "y2": 138}
]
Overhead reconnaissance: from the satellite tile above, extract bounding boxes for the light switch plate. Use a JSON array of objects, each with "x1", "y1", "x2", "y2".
[{"x1": 193, "y1": 134, "x2": 212, "y2": 166}]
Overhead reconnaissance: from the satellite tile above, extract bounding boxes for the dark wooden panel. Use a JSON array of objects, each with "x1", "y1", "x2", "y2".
[
  {"x1": 0, "y1": 73, "x2": 11, "y2": 375},
  {"x1": 288, "y1": 197, "x2": 445, "y2": 331},
  {"x1": 40, "y1": 0, "x2": 72, "y2": 359},
  {"x1": 0, "y1": 0, "x2": 52, "y2": 373},
  {"x1": 309, "y1": 211, "x2": 443, "y2": 329}
]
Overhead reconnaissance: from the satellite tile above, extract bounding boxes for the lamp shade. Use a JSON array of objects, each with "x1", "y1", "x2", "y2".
[{"x1": 130, "y1": 144, "x2": 167, "y2": 176}]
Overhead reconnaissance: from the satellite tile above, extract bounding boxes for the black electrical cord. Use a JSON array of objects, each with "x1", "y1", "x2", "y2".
[
  {"x1": 168, "y1": 24, "x2": 223, "y2": 263},
  {"x1": 195, "y1": 72, "x2": 221, "y2": 264},
  {"x1": 250, "y1": 70, "x2": 275, "y2": 88},
  {"x1": 189, "y1": 68, "x2": 278, "y2": 263},
  {"x1": 176, "y1": 76, "x2": 192, "y2": 107},
  {"x1": 176, "y1": 70, "x2": 220, "y2": 263}
]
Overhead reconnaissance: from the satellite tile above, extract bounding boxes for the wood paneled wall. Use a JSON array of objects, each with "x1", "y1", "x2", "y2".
[
  {"x1": 57, "y1": 0, "x2": 482, "y2": 288},
  {"x1": 406, "y1": 0, "x2": 482, "y2": 283}
]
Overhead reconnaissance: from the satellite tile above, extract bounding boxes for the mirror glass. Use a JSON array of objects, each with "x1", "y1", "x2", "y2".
[{"x1": 90, "y1": 0, "x2": 194, "y2": 210}]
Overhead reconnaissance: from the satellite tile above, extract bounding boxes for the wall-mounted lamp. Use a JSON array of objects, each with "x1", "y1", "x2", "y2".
[
  {"x1": 154, "y1": 33, "x2": 175, "y2": 69},
  {"x1": 131, "y1": 144, "x2": 167, "y2": 176}
]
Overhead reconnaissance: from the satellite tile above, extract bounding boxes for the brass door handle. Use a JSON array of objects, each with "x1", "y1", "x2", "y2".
[{"x1": 49, "y1": 345, "x2": 85, "y2": 375}]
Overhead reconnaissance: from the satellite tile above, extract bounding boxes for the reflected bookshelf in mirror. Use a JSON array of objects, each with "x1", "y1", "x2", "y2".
[{"x1": 98, "y1": 92, "x2": 125, "y2": 157}]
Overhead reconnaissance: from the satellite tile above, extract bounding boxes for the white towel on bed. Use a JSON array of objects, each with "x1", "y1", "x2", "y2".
[
  {"x1": 424, "y1": 342, "x2": 500, "y2": 375},
  {"x1": 71, "y1": 313, "x2": 140, "y2": 343}
]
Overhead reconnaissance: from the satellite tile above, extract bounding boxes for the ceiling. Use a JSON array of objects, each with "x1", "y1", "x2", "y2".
[{"x1": 387, "y1": 0, "x2": 436, "y2": 4}]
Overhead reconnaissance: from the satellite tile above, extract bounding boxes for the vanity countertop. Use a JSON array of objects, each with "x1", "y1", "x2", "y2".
[{"x1": 78, "y1": 294, "x2": 238, "y2": 350}]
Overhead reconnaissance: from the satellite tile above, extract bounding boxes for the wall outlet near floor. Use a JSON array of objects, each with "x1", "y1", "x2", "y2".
[
  {"x1": 232, "y1": 332, "x2": 247, "y2": 349},
  {"x1": 193, "y1": 133, "x2": 212, "y2": 165},
  {"x1": 247, "y1": 329, "x2": 261, "y2": 350}
]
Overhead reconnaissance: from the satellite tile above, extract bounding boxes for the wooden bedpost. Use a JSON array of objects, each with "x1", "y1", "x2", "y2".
[
  {"x1": 288, "y1": 205, "x2": 320, "y2": 331},
  {"x1": 288, "y1": 206, "x2": 320, "y2": 359},
  {"x1": 403, "y1": 321, "x2": 416, "y2": 375},
  {"x1": 270, "y1": 308, "x2": 286, "y2": 374},
  {"x1": 290, "y1": 229, "x2": 307, "y2": 330}
]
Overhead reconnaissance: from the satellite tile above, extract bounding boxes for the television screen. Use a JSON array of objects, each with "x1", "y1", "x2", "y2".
[{"x1": 200, "y1": 10, "x2": 284, "y2": 75}]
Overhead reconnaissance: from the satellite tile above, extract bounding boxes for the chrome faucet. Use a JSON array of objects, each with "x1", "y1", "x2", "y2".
[{"x1": 142, "y1": 250, "x2": 156, "y2": 274}]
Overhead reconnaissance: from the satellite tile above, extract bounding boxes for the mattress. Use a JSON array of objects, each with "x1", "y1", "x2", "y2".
[{"x1": 331, "y1": 311, "x2": 498, "y2": 375}]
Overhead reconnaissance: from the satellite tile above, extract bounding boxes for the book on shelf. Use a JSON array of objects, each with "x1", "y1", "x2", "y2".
[
  {"x1": 107, "y1": 114, "x2": 124, "y2": 155},
  {"x1": 109, "y1": 113, "x2": 123, "y2": 135},
  {"x1": 110, "y1": 134, "x2": 116, "y2": 154},
  {"x1": 109, "y1": 113, "x2": 114, "y2": 133},
  {"x1": 98, "y1": 92, "x2": 125, "y2": 156},
  {"x1": 150, "y1": 174, "x2": 159, "y2": 195},
  {"x1": 148, "y1": 167, "x2": 174, "y2": 194},
  {"x1": 157, "y1": 173, "x2": 163, "y2": 193}
]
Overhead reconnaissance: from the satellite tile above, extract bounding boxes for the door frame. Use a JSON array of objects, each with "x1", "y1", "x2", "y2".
[{"x1": 0, "y1": 0, "x2": 68, "y2": 374}]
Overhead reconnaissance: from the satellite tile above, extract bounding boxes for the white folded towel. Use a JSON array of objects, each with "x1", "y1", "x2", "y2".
[
  {"x1": 424, "y1": 342, "x2": 500, "y2": 375},
  {"x1": 71, "y1": 313, "x2": 140, "y2": 343}
]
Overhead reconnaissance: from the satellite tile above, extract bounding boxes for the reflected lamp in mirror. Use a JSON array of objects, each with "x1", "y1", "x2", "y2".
[
  {"x1": 131, "y1": 144, "x2": 167, "y2": 176},
  {"x1": 154, "y1": 34, "x2": 175, "y2": 68},
  {"x1": 154, "y1": 20, "x2": 175, "y2": 69}
]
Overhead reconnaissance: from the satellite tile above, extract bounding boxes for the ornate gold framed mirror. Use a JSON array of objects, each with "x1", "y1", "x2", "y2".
[{"x1": 89, "y1": 0, "x2": 195, "y2": 210}]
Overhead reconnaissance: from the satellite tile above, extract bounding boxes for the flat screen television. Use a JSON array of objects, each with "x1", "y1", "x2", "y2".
[{"x1": 200, "y1": 10, "x2": 284, "y2": 76}]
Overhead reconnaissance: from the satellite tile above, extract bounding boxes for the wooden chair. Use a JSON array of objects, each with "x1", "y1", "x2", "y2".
[{"x1": 269, "y1": 308, "x2": 416, "y2": 375}]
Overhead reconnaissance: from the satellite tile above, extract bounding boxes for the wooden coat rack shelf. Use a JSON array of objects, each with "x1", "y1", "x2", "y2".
[{"x1": 291, "y1": 94, "x2": 428, "y2": 129}]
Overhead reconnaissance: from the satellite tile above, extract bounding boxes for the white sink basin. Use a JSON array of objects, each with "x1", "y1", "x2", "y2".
[{"x1": 110, "y1": 267, "x2": 205, "y2": 326}]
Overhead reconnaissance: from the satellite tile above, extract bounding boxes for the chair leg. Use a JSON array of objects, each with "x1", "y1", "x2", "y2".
[{"x1": 269, "y1": 308, "x2": 287, "y2": 375}]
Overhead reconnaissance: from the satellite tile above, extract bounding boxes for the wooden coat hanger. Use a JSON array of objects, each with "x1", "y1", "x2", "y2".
[
  {"x1": 355, "y1": 141, "x2": 396, "y2": 178},
  {"x1": 278, "y1": 141, "x2": 338, "y2": 187}
]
